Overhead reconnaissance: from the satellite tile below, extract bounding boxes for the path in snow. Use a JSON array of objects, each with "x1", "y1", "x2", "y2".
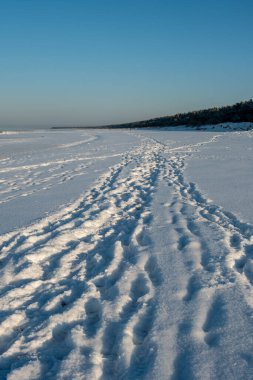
[
  {"x1": 147, "y1": 133, "x2": 253, "y2": 380},
  {"x1": 0, "y1": 131, "x2": 253, "y2": 379}
]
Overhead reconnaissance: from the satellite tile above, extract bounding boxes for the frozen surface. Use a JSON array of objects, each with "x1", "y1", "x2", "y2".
[
  {"x1": 0, "y1": 130, "x2": 139, "y2": 234},
  {"x1": 1, "y1": 126, "x2": 253, "y2": 380},
  {"x1": 185, "y1": 131, "x2": 253, "y2": 224}
]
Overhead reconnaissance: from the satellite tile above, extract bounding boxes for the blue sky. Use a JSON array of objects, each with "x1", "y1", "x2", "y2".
[{"x1": 0, "y1": 0, "x2": 253, "y2": 128}]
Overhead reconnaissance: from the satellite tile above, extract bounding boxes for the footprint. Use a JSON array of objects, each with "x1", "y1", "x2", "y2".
[
  {"x1": 243, "y1": 259, "x2": 253, "y2": 284},
  {"x1": 136, "y1": 227, "x2": 151, "y2": 247},
  {"x1": 85, "y1": 297, "x2": 102, "y2": 324},
  {"x1": 177, "y1": 235, "x2": 190, "y2": 251},
  {"x1": 144, "y1": 256, "x2": 163, "y2": 287},
  {"x1": 183, "y1": 273, "x2": 202, "y2": 302},
  {"x1": 202, "y1": 294, "x2": 226, "y2": 347},
  {"x1": 130, "y1": 274, "x2": 150, "y2": 302},
  {"x1": 245, "y1": 244, "x2": 253, "y2": 259},
  {"x1": 52, "y1": 323, "x2": 69, "y2": 342},
  {"x1": 84, "y1": 297, "x2": 102, "y2": 338},
  {"x1": 234, "y1": 255, "x2": 246, "y2": 273},
  {"x1": 132, "y1": 305, "x2": 155, "y2": 346},
  {"x1": 230, "y1": 233, "x2": 242, "y2": 250}
]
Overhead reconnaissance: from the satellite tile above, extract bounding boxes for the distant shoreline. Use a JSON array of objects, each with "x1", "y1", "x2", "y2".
[
  {"x1": 52, "y1": 99, "x2": 253, "y2": 130},
  {"x1": 1, "y1": 100, "x2": 253, "y2": 132}
]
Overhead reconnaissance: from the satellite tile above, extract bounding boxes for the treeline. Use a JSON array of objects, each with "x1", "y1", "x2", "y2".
[
  {"x1": 52, "y1": 99, "x2": 253, "y2": 130},
  {"x1": 107, "y1": 99, "x2": 253, "y2": 128}
]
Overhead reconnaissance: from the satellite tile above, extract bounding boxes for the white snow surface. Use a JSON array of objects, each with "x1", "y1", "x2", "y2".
[{"x1": 1, "y1": 126, "x2": 253, "y2": 379}]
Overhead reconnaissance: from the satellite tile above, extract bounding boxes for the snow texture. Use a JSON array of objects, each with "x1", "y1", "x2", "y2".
[{"x1": 1, "y1": 126, "x2": 253, "y2": 379}]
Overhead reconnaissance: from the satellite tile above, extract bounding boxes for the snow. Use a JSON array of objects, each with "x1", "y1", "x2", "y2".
[
  {"x1": 1, "y1": 126, "x2": 253, "y2": 379},
  {"x1": 0, "y1": 130, "x2": 139, "y2": 234},
  {"x1": 185, "y1": 130, "x2": 253, "y2": 224}
]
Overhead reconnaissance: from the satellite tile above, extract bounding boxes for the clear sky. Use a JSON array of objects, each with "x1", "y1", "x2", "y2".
[{"x1": 1, "y1": 0, "x2": 253, "y2": 128}]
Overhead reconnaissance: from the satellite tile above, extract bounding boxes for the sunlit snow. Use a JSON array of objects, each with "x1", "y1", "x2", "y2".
[{"x1": 1, "y1": 125, "x2": 253, "y2": 379}]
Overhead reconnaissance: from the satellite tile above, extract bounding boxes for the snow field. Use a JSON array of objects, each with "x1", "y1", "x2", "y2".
[
  {"x1": 1, "y1": 127, "x2": 253, "y2": 379},
  {"x1": 0, "y1": 138, "x2": 163, "y2": 379}
]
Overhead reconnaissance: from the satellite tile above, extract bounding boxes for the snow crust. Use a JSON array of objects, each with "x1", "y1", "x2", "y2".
[{"x1": 1, "y1": 126, "x2": 253, "y2": 379}]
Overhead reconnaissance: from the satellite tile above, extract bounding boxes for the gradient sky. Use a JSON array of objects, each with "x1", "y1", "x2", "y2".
[{"x1": 1, "y1": 0, "x2": 253, "y2": 128}]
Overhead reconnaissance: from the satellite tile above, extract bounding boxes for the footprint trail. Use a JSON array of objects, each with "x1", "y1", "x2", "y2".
[{"x1": 1, "y1": 130, "x2": 253, "y2": 379}]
